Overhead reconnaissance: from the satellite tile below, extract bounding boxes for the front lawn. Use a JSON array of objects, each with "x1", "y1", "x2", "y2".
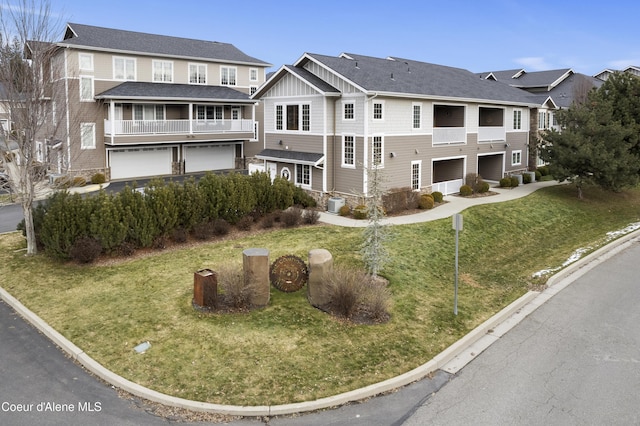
[{"x1": 1, "y1": 184, "x2": 639, "y2": 406}]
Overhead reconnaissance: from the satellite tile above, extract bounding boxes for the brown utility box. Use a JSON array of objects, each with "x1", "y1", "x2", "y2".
[{"x1": 193, "y1": 269, "x2": 217, "y2": 308}]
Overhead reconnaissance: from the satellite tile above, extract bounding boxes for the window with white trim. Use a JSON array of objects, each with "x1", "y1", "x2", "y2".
[
  {"x1": 195, "y1": 105, "x2": 222, "y2": 120},
  {"x1": 79, "y1": 76, "x2": 94, "y2": 101},
  {"x1": 189, "y1": 63, "x2": 207, "y2": 84},
  {"x1": 134, "y1": 104, "x2": 165, "y2": 120},
  {"x1": 250, "y1": 86, "x2": 257, "y2": 95},
  {"x1": 296, "y1": 163, "x2": 311, "y2": 187},
  {"x1": 276, "y1": 103, "x2": 311, "y2": 131},
  {"x1": 79, "y1": 53, "x2": 93, "y2": 71},
  {"x1": 411, "y1": 160, "x2": 421, "y2": 190},
  {"x1": 512, "y1": 150, "x2": 522, "y2": 166},
  {"x1": 342, "y1": 135, "x2": 355, "y2": 167},
  {"x1": 80, "y1": 123, "x2": 96, "y2": 149},
  {"x1": 221, "y1": 66, "x2": 237, "y2": 85},
  {"x1": 538, "y1": 111, "x2": 549, "y2": 130},
  {"x1": 513, "y1": 109, "x2": 522, "y2": 130},
  {"x1": 412, "y1": 103, "x2": 422, "y2": 129},
  {"x1": 343, "y1": 102, "x2": 354, "y2": 120},
  {"x1": 250, "y1": 68, "x2": 258, "y2": 82},
  {"x1": 373, "y1": 102, "x2": 384, "y2": 120},
  {"x1": 153, "y1": 60, "x2": 173, "y2": 82},
  {"x1": 113, "y1": 57, "x2": 136, "y2": 80},
  {"x1": 276, "y1": 105, "x2": 283, "y2": 130},
  {"x1": 372, "y1": 136, "x2": 384, "y2": 167},
  {"x1": 302, "y1": 104, "x2": 310, "y2": 131}
]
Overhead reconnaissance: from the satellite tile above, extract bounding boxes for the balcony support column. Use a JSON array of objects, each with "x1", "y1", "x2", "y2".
[
  {"x1": 110, "y1": 100, "x2": 115, "y2": 145},
  {"x1": 188, "y1": 103, "x2": 193, "y2": 134}
]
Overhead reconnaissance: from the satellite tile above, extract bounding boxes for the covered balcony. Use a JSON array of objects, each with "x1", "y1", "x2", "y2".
[
  {"x1": 433, "y1": 105, "x2": 466, "y2": 145},
  {"x1": 96, "y1": 82, "x2": 258, "y2": 145},
  {"x1": 478, "y1": 107, "x2": 505, "y2": 143}
]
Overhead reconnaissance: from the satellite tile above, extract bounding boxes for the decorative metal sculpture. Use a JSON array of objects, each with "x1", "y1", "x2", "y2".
[{"x1": 269, "y1": 255, "x2": 308, "y2": 292}]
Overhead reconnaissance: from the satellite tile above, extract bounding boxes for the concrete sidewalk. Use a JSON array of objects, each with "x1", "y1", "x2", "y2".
[{"x1": 318, "y1": 179, "x2": 562, "y2": 227}]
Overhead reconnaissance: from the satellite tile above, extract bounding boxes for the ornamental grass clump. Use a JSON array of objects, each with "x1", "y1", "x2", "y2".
[
  {"x1": 217, "y1": 265, "x2": 253, "y2": 311},
  {"x1": 324, "y1": 266, "x2": 391, "y2": 323}
]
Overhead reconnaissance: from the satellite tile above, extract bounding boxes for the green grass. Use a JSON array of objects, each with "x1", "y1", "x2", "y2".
[{"x1": 1, "y1": 184, "x2": 639, "y2": 406}]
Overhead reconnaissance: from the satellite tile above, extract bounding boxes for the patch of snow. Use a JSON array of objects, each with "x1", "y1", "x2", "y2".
[{"x1": 532, "y1": 222, "x2": 640, "y2": 278}]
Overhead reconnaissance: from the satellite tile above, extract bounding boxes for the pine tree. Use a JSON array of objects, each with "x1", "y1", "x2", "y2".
[
  {"x1": 539, "y1": 72, "x2": 640, "y2": 198},
  {"x1": 360, "y1": 164, "x2": 392, "y2": 278}
]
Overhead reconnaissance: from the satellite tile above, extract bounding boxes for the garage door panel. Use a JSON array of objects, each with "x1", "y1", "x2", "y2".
[
  {"x1": 110, "y1": 148, "x2": 172, "y2": 180},
  {"x1": 185, "y1": 144, "x2": 234, "y2": 173}
]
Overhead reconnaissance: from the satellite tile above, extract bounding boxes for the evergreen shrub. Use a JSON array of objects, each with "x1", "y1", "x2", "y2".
[
  {"x1": 459, "y1": 185, "x2": 473, "y2": 196},
  {"x1": 353, "y1": 205, "x2": 368, "y2": 220},
  {"x1": 418, "y1": 194, "x2": 435, "y2": 209},
  {"x1": 499, "y1": 177, "x2": 512, "y2": 188}
]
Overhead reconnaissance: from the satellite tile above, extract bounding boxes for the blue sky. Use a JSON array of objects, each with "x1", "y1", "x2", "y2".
[{"x1": 39, "y1": 0, "x2": 640, "y2": 76}]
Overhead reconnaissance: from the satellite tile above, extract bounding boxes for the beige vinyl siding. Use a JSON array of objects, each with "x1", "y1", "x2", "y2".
[
  {"x1": 71, "y1": 50, "x2": 264, "y2": 87},
  {"x1": 332, "y1": 136, "x2": 365, "y2": 194},
  {"x1": 264, "y1": 134, "x2": 324, "y2": 154},
  {"x1": 504, "y1": 131, "x2": 529, "y2": 173}
]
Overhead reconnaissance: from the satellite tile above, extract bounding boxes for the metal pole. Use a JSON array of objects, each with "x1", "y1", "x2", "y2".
[{"x1": 454, "y1": 225, "x2": 459, "y2": 316}]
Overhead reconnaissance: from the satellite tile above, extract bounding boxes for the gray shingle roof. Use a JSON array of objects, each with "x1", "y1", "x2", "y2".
[
  {"x1": 59, "y1": 23, "x2": 270, "y2": 66},
  {"x1": 284, "y1": 65, "x2": 341, "y2": 94},
  {"x1": 95, "y1": 82, "x2": 252, "y2": 102},
  {"x1": 508, "y1": 69, "x2": 572, "y2": 89},
  {"x1": 300, "y1": 53, "x2": 536, "y2": 105},
  {"x1": 546, "y1": 73, "x2": 603, "y2": 108},
  {"x1": 256, "y1": 149, "x2": 324, "y2": 165}
]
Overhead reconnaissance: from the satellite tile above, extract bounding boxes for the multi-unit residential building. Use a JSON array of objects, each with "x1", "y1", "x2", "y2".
[
  {"x1": 43, "y1": 23, "x2": 270, "y2": 181},
  {"x1": 251, "y1": 52, "x2": 539, "y2": 199},
  {"x1": 479, "y1": 68, "x2": 603, "y2": 166}
]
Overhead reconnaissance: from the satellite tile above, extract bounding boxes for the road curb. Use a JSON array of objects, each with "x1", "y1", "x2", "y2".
[{"x1": 1, "y1": 229, "x2": 639, "y2": 417}]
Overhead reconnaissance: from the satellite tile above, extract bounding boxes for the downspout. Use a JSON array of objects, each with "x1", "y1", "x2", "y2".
[
  {"x1": 64, "y1": 48, "x2": 71, "y2": 172},
  {"x1": 363, "y1": 93, "x2": 378, "y2": 196},
  {"x1": 332, "y1": 96, "x2": 340, "y2": 193},
  {"x1": 322, "y1": 96, "x2": 327, "y2": 193}
]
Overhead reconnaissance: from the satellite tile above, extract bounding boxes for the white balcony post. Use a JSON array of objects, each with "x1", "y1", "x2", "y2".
[
  {"x1": 189, "y1": 103, "x2": 193, "y2": 134},
  {"x1": 110, "y1": 100, "x2": 115, "y2": 145}
]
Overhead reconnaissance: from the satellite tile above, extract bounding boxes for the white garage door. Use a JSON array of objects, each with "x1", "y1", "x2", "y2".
[
  {"x1": 185, "y1": 144, "x2": 235, "y2": 173},
  {"x1": 110, "y1": 147, "x2": 172, "y2": 180}
]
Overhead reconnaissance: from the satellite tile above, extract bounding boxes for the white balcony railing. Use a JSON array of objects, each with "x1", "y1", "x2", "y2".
[
  {"x1": 104, "y1": 119, "x2": 255, "y2": 136},
  {"x1": 478, "y1": 126, "x2": 506, "y2": 142},
  {"x1": 432, "y1": 179, "x2": 464, "y2": 195},
  {"x1": 433, "y1": 127, "x2": 466, "y2": 145}
]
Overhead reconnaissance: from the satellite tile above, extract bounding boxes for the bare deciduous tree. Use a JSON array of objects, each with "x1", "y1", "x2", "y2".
[{"x1": 0, "y1": 0, "x2": 64, "y2": 254}]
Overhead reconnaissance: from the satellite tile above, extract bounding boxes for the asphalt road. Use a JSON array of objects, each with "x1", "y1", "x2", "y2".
[
  {"x1": 402, "y1": 239, "x2": 640, "y2": 426},
  {"x1": 0, "y1": 298, "x2": 194, "y2": 425},
  {"x1": 0, "y1": 202, "x2": 22, "y2": 233}
]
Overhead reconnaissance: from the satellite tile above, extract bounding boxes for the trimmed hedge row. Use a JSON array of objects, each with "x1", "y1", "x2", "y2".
[{"x1": 25, "y1": 172, "x2": 316, "y2": 260}]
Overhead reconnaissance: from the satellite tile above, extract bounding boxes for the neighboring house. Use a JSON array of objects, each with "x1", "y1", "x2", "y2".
[
  {"x1": 40, "y1": 23, "x2": 270, "y2": 181},
  {"x1": 479, "y1": 68, "x2": 602, "y2": 166},
  {"x1": 251, "y1": 52, "x2": 538, "y2": 200},
  {"x1": 594, "y1": 65, "x2": 640, "y2": 82}
]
